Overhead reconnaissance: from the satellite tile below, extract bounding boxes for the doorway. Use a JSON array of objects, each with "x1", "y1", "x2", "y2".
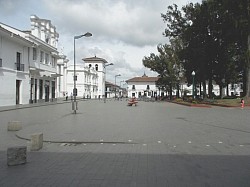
[
  {"x1": 45, "y1": 80, "x2": 50, "y2": 102},
  {"x1": 16, "y1": 80, "x2": 21, "y2": 104}
]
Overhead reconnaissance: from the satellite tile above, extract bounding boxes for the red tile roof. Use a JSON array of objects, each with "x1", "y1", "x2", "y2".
[
  {"x1": 82, "y1": 56, "x2": 108, "y2": 63},
  {"x1": 126, "y1": 76, "x2": 159, "y2": 83}
]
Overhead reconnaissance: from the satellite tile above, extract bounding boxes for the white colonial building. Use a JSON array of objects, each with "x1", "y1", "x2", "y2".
[
  {"x1": 0, "y1": 15, "x2": 63, "y2": 106},
  {"x1": 66, "y1": 64, "x2": 98, "y2": 99},
  {"x1": 126, "y1": 73, "x2": 243, "y2": 99},
  {"x1": 0, "y1": 24, "x2": 32, "y2": 106},
  {"x1": 83, "y1": 56, "x2": 108, "y2": 98},
  {"x1": 126, "y1": 73, "x2": 160, "y2": 98},
  {"x1": 57, "y1": 54, "x2": 69, "y2": 98}
]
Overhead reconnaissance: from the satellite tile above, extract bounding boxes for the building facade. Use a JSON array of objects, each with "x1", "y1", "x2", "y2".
[
  {"x1": 66, "y1": 64, "x2": 98, "y2": 99},
  {"x1": 126, "y1": 74, "x2": 243, "y2": 99},
  {"x1": 0, "y1": 15, "x2": 62, "y2": 107},
  {"x1": 83, "y1": 56, "x2": 108, "y2": 98},
  {"x1": 0, "y1": 25, "x2": 32, "y2": 106},
  {"x1": 126, "y1": 74, "x2": 160, "y2": 98},
  {"x1": 57, "y1": 54, "x2": 69, "y2": 98}
]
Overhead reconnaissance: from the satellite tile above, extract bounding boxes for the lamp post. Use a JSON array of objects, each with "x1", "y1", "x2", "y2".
[
  {"x1": 104, "y1": 63, "x2": 114, "y2": 103},
  {"x1": 115, "y1": 74, "x2": 121, "y2": 99},
  {"x1": 73, "y1": 32, "x2": 92, "y2": 114},
  {"x1": 120, "y1": 80, "x2": 125, "y2": 99},
  {"x1": 192, "y1": 71, "x2": 195, "y2": 99}
]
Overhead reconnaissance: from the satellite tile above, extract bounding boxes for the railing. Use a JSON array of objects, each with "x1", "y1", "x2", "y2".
[{"x1": 15, "y1": 63, "x2": 24, "y2": 71}]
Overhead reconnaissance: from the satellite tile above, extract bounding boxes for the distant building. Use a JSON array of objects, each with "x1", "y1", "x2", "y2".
[
  {"x1": 66, "y1": 64, "x2": 98, "y2": 99},
  {"x1": 82, "y1": 56, "x2": 108, "y2": 98},
  {"x1": 126, "y1": 73, "x2": 243, "y2": 99},
  {"x1": 126, "y1": 73, "x2": 160, "y2": 98},
  {"x1": 57, "y1": 54, "x2": 69, "y2": 98}
]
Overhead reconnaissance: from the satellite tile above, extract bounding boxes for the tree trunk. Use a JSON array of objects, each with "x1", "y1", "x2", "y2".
[
  {"x1": 199, "y1": 82, "x2": 202, "y2": 99},
  {"x1": 219, "y1": 84, "x2": 222, "y2": 99},
  {"x1": 246, "y1": 34, "x2": 250, "y2": 98},
  {"x1": 202, "y1": 81, "x2": 207, "y2": 98},
  {"x1": 208, "y1": 77, "x2": 213, "y2": 98},
  {"x1": 226, "y1": 84, "x2": 229, "y2": 96},
  {"x1": 169, "y1": 83, "x2": 173, "y2": 100},
  {"x1": 176, "y1": 83, "x2": 180, "y2": 98}
]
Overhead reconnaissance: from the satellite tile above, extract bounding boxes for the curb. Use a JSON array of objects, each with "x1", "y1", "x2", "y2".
[
  {"x1": 170, "y1": 101, "x2": 211, "y2": 108},
  {"x1": 15, "y1": 134, "x2": 137, "y2": 145}
]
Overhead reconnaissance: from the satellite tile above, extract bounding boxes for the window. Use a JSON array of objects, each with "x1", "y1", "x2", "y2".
[
  {"x1": 17, "y1": 52, "x2": 21, "y2": 64},
  {"x1": 45, "y1": 53, "x2": 49, "y2": 64},
  {"x1": 40, "y1": 51, "x2": 44, "y2": 63},
  {"x1": 89, "y1": 64, "x2": 92, "y2": 68},
  {"x1": 33, "y1": 48, "x2": 37, "y2": 60},
  {"x1": 51, "y1": 57, "x2": 56, "y2": 67},
  {"x1": 146, "y1": 85, "x2": 150, "y2": 90},
  {"x1": 52, "y1": 81, "x2": 55, "y2": 99},
  {"x1": 132, "y1": 85, "x2": 135, "y2": 90},
  {"x1": 45, "y1": 36, "x2": 50, "y2": 44},
  {"x1": 231, "y1": 84, "x2": 234, "y2": 89},
  {"x1": 240, "y1": 83, "x2": 243, "y2": 89},
  {"x1": 95, "y1": 64, "x2": 98, "y2": 71},
  {"x1": 0, "y1": 58, "x2": 2, "y2": 67},
  {"x1": 16, "y1": 52, "x2": 24, "y2": 71}
]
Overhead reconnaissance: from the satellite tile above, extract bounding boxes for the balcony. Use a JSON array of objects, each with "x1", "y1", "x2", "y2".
[{"x1": 15, "y1": 63, "x2": 24, "y2": 71}]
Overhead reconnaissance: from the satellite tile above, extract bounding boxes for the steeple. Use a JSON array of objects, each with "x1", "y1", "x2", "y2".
[{"x1": 142, "y1": 72, "x2": 148, "y2": 77}]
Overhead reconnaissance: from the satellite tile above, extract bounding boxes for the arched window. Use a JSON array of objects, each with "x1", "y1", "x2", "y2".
[
  {"x1": 95, "y1": 64, "x2": 98, "y2": 71},
  {"x1": 89, "y1": 64, "x2": 92, "y2": 68}
]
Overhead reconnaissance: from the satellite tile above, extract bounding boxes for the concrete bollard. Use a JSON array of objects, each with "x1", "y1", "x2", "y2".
[
  {"x1": 7, "y1": 146, "x2": 27, "y2": 166},
  {"x1": 7, "y1": 121, "x2": 22, "y2": 131},
  {"x1": 31, "y1": 133, "x2": 43, "y2": 151}
]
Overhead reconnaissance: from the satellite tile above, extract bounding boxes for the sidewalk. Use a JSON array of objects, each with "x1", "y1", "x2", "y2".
[{"x1": 0, "y1": 97, "x2": 86, "y2": 112}]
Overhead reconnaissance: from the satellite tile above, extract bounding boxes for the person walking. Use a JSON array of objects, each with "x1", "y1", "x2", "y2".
[
  {"x1": 241, "y1": 98, "x2": 245, "y2": 108},
  {"x1": 65, "y1": 92, "x2": 68, "y2": 101}
]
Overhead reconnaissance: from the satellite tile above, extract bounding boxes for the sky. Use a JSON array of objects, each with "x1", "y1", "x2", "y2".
[{"x1": 0, "y1": 0, "x2": 201, "y2": 85}]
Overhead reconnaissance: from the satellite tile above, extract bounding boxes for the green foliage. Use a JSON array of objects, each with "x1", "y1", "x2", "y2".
[
  {"x1": 159, "y1": 0, "x2": 250, "y2": 98},
  {"x1": 143, "y1": 38, "x2": 183, "y2": 99}
]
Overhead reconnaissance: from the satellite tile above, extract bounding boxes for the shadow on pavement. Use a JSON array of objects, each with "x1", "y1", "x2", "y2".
[{"x1": 0, "y1": 151, "x2": 250, "y2": 186}]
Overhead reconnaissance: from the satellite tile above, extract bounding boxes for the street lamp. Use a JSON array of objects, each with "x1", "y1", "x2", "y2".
[
  {"x1": 73, "y1": 32, "x2": 92, "y2": 114},
  {"x1": 115, "y1": 74, "x2": 121, "y2": 99},
  {"x1": 192, "y1": 71, "x2": 195, "y2": 99},
  {"x1": 119, "y1": 80, "x2": 125, "y2": 99},
  {"x1": 104, "y1": 63, "x2": 114, "y2": 103}
]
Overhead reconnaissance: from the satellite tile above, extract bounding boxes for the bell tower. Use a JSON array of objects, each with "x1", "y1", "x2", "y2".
[{"x1": 82, "y1": 56, "x2": 108, "y2": 98}]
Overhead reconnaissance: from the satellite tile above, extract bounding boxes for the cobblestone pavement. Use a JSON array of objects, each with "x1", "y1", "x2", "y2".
[{"x1": 0, "y1": 100, "x2": 250, "y2": 186}]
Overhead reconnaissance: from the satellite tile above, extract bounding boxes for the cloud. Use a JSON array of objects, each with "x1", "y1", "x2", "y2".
[
  {"x1": 0, "y1": 0, "x2": 200, "y2": 84},
  {"x1": 0, "y1": 0, "x2": 21, "y2": 15},
  {"x1": 43, "y1": 0, "x2": 166, "y2": 47}
]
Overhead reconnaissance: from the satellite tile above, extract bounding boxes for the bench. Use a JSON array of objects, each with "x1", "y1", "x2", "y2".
[{"x1": 127, "y1": 100, "x2": 138, "y2": 106}]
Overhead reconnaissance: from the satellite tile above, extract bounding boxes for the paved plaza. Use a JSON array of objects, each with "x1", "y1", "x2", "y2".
[{"x1": 0, "y1": 99, "x2": 250, "y2": 186}]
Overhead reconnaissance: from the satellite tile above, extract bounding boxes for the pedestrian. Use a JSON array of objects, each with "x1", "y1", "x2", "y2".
[
  {"x1": 65, "y1": 92, "x2": 68, "y2": 101},
  {"x1": 241, "y1": 98, "x2": 245, "y2": 108}
]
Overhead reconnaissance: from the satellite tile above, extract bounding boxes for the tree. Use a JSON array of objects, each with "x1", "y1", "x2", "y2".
[
  {"x1": 161, "y1": 0, "x2": 250, "y2": 98},
  {"x1": 143, "y1": 39, "x2": 182, "y2": 99}
]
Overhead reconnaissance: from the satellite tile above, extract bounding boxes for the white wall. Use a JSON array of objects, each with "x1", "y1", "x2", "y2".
[{"x1": 0, "y1": 32, "x2": 30, "y2": 106}]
